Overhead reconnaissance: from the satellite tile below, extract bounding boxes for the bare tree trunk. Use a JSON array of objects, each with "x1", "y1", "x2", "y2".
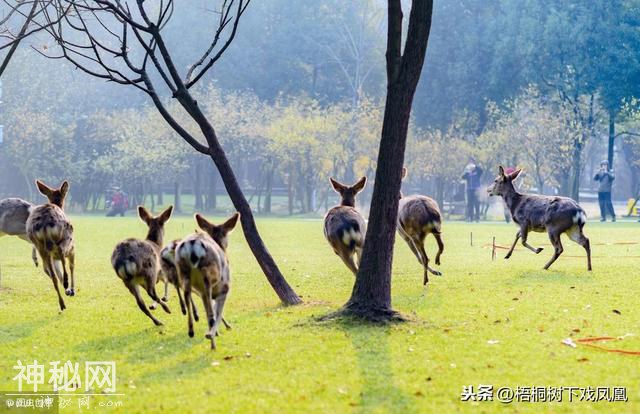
[
  {"x1": 608, "y1": 110, "x2": 615, "y2": 168},
  {"x1": 175, "y1": 91, "x2": 301, "y2": 305},
  {"x1": 338, "y1": 0, "x2": 433, "y2": 321},
  {"x1": 264, "y1": 165, "x2": 274, "y2": 214}
]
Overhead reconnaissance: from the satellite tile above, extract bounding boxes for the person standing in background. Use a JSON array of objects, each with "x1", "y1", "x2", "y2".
[
  {"x1": 462, "y1": 162, "x2": 483, "y2": 222},
  {"x1": 593, "y1": 160, "x2": 616, "y2": 222}
]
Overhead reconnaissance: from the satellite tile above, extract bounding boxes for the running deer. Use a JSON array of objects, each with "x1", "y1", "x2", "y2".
[
  {"x1": 159, "y1": 239, "x2": 231, "y2": 330},
  {"x1": 397, "y1": 168, "x2": 444, "y2": 285},
  {"x1": 111, "y1": 206, "x2": 173, "y2": 326},
  {"x1": 26, "y1": 180, "x2": 76, "y2": 311},
  {"x1": 0, "y1": 198, "x2": 39, "y2": 267},
  {"x1": 487, "y1": 166, "x2": 592, "y2": 271},
  {"x1": 324, "y1": 177, "x2": 367, "y2": 275},
  {"x1": 176, "y1": 212, "x2": 239, "y2": 349}
]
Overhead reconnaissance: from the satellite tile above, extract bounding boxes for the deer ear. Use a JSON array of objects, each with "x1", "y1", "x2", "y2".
[
  {"x1": 401, "y1": 167, "x2": 408, "y2": 180},
  {"x1": 158, "y1": 205, "x2": 173, "y2": 224},
  {"x1": 36, "y1": 180, "x2": 53, "y2": 197},
  {"x1": 138, "y1": 206, "x2": 153, "y2": 224},
  {"x1": 352, "y1": 176, "x2": 367, "y2": 193},
  {"x1": 509, "y1": 168, "x2": 522, "y2": 181},
  {"x1": 195, "y1": 213, "x2": 213, "y2": 232},
  {"x1": 60, "y1": 181, "x2": 70, "y2": 197},
  {"x1": 498, "y1": 166, "x2": 506, "y2": 177},
  {"x1": 221, "y1": 212, "x2": 240, "y2": 234},
  {"x1": 329, "y1": 178, "x2": 346, "y2": 193}
]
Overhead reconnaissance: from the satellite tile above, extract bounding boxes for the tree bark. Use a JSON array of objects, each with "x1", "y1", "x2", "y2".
[{"x1": 339, "y1": 0, "x2": 434, "y2": 321}]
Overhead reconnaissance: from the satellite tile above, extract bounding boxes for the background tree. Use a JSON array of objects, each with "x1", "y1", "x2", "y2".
[{"x1": 41, "y1": 0, "x2": 300, "y2": 304}]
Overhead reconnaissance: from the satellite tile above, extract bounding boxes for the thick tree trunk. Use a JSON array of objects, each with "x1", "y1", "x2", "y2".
[
  {"x1": 175, "y1": 91, "x2": 301, "y2": 305},
  {"x1": 339, "y1": 0, "x2": 433, "y2": 321}
]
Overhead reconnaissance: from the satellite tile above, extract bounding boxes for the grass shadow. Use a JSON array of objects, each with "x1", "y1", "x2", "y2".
[
  {"x1": 312, "y1": 317, "x2": 419, "y2": 413},
  {"x1": 0, "y1": 318, "x2": 50, "y2": 345},
  {"x1": 507, "y1": 269, "x2": 595, "y2": 286}
]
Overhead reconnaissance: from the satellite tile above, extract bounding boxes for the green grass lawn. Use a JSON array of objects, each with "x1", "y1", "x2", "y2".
[{"x1": 0, "y1": 216, "x2": 639, "y2": 413}]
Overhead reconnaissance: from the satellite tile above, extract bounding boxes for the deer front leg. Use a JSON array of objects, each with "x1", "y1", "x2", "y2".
[
  {"x1": 67, "y1": 249, "x2": 75, "y2": 296},
  {"x1": 504, "y1": 231, "x2": 521, "y2": 259},
  {"x1": 128, "y1": 283, "x2": 162, "y2": 326},
  {"x1": 543, "y1": 231, "x2": 563, "y2": 270},
  {"x1": 202, "y1": 279, "x2": 216, "y2": 344},
  {"x1": 416, "y1": 238, "x2": 442, "y2": 279},
  {"x1": 162, "y1": 280, "x2": 169, "y2": 302},
  {"x1": 173, "y1": 282, "x2": 187, "y2": 315},
  {"x1": 145, "y1": 278, "x2": 171, "y2": 314},
  {"x1": 521, "y1": 228, "x2": 544, "y2": 254},
  {"x1": 212, "y1": 291, "x2": 228, "y2": 339}
]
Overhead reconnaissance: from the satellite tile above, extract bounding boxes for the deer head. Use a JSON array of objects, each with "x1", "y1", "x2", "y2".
[
  {"x1": 195, "y1": 212, "x2": 240, "y2": 251},
  {"x1": 138, "y1": 205, "x2": 173, "y2": 246},
  {"x1": 36, "y1": 180, "x2": 69, "y2": 209},
  {"x1": 487, "y1": 166, "x2": 521, "y2": 197},
  {"x1": 329, "y1": 177, "x2": 367, "y2": 207}
]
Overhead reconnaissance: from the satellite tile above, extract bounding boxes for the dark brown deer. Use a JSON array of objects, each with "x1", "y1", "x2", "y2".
[
  {"x1": 111, "y1": 206, "x2": 173, "y2": 326},
  {"x1": 176, "y1": 212, "x2": 239, "y2": 349},
  {"x1": 0, "y1": 198, "x2": 39, "y2": 267},
  {"x1": 26, "y1": 181, "x2": 76, "y2": 311},
  {"x1": 397, "y1": 168, "x2": 444, "y2": 285},
  {"x1": 323, "y1": 177, "x2": 367, "y2": 275},
  {"x1": 488, "y1": 166, "x2": 592, "y2": 271}
]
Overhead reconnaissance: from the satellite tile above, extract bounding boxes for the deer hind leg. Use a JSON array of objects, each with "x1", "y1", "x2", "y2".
[
  {"x1": 504, "y1": 231, "x2": 521, "y2": 259},
  {"x1": 521, "y1": 228, "x2": 544, "y2": 254},
  {"x1": 161, "y1": 280, "x2": 169, "y2": 302},
  {"x1": 433, "y1": 232, "x2": 444, "y2": 266},
  {"x1": 568, "y1": 225, "x2": 592, "y2": 271},
  {"x1": 128, "y1": 283, "x2": 162, "y2": 326},
  {"x1": 336, "y1": 248, "x2": 359, "y2": 276},
  {"x1": 543, "y1": 231, "x2": 564, "y2": 270},
  {"x1": 44, "y1": 254, "x2": 66, "y2": 311}
]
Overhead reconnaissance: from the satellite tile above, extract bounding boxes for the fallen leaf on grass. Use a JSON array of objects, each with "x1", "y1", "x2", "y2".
[
  {"x1": 577, "y1": 358, "x2": 589, "y2": 362},
  {"x1": 613, "y1": 309, "x2": 622, "y2": 315},
  {"x1": 562, "y1": 338, "x2": 577, "y2": 348},
  {"x1": 415, "y1": 391, "x2": 424, "y2": 397},
  {"x1": 223, "y1": 356, "x2": 234, "y2": 361},
  {"x1": 487, "y1": 340, "x2": 500, "y2": 345}
]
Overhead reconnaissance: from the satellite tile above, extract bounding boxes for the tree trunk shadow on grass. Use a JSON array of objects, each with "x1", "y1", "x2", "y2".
[{"x1": 339, "y1": 322, "x2": 418, "y2": 413}]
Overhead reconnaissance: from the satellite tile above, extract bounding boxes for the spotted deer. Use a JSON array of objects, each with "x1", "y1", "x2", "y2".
[
  {"x1": 397, "y1": 168, "x2": 444, "y2": 285},
  {"x1": 0, "y1": 198, "x2": 39, "y2": 267},
  {"x1": 176, "y1": 212, "x2": 239, "y2": 349},
  {"x1": 488, "y1": 166, "x2": 592, "y2": 270},
  {"x1": 26, "y1": 181, "x2": 76, "y2": 311},
  {"x1": 111, "y1": 206, "x2": 173, "y2": 326},
  {"x1": 324, "y1": 177, "x2": 367, "y2": 275}
]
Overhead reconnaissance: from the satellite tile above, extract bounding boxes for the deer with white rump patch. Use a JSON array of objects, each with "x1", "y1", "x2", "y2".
[
  {"x1": 487, "y1": 166, "x2": 592, "y2": 271},
  {"x1": 158, "y1": 239, "x2": 231, "y2": 330},
  {"x1": 176, "y1": 212, "x2": 239, "y2": 349},
  {"x1": 324, "y1": 177, "x2": 367, "y2": 276},
  {"x1": 111, "y1": 206, "x2": 173, "y2": 326},
  {"x1": 397, "y1": 168, "x2": 444, "y2": 285},
  {"x1": 0, "y1": 198, "x2": 39, "y2": 267},
  {"x1": 26, "y1": 181, "x2": 76, "y2": 311}
]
